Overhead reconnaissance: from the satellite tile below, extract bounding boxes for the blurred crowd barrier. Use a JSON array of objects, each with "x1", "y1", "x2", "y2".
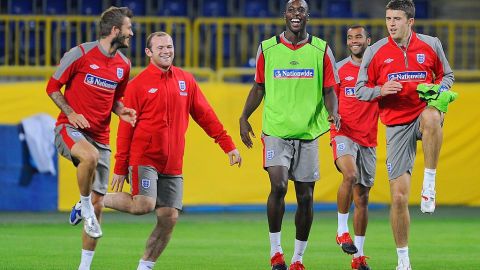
[{"x1": 1, "y1": 16, "x2": 479, "y2": 81}]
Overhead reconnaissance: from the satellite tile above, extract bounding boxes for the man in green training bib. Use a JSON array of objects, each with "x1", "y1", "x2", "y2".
[{"x1": 239, "y1": 1, "x2": 339, "y2": 269}]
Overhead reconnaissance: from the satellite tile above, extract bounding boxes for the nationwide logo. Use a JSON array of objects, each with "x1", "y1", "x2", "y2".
[
  {"x1": 344, "y1": 87, "x2": 355, "y2": 97},
  {"x1": 387, "y1": 71, "x2": 427, "y2": 82},
  {"x1": 84, "y1": 73, "x2": 118, "y2": 91},
  {"x1": 273, "y1": 69, "x2": 314, "y2": 79}
]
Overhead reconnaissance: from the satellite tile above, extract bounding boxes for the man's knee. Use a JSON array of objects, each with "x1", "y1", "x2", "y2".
[
  {"x1": 421, "y1": 107, "x2": 442, "y2": 130},
  {"x1": 342, "y1": 169, "x2": 357, "y2": 185},
  {"x1": 270, "y1": 181, "x2": 288, "y2": 197},
  {"x1": 391, "y1": 191, "x2": 409, "y2": 208},
  {"x1": 132, "y1": 196, "x2": 156, "y2": 215},
  {"x1": 71, "y1": 140, "x2": 99, "y2": 166},
  {"x1": 354, "y1": 190, "x2": 369, "y2": 208},
  {"x1": 77, "y1": 149, "x2": 99, "y2": 167},
  {"x1": 157, "y1": 208, "x2": 179, "y2": 228},
  {"x1": 296, "y1": 190, "x2": 313, "y2": 206}
]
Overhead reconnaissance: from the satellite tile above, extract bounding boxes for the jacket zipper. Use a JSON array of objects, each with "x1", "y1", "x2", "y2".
[{"x1": 403, "y1": 49, "x2": 408, "y2": 68}]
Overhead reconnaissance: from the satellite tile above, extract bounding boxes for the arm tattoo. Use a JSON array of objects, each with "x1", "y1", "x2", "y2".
[
  {"x1": 112, "y1": 100, "x2": 125, "y2": 115},
  {"x1": 49, "y1": 91, "x2": 73, "y2": 115}
]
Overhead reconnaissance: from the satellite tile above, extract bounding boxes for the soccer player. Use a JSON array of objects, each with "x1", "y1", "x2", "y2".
[
  {"x1": 239, "y1": 1, "x2": 339, "y2": 269},
  {"x1": 102, "y1": 31, "x2": 241, "y2": 270},
  {"x1": 355, "y1": 0, "x2": 455, "y2": 269},
  {"x1": 46, "y1": 7, "x2": 136, "y2": 270},
  {"x1": 331, "y1": 25, "x2": 377, "y2": 270}
]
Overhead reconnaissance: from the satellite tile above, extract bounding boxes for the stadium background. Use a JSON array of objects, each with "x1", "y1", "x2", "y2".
[{"x1": 0, "y1": 0, "x2": 479, "y2": 212}]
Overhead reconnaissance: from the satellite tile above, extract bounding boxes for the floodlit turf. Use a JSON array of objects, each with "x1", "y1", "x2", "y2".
[{"x1": 0, "y1": 206, "x2": 479, "y2": 269}]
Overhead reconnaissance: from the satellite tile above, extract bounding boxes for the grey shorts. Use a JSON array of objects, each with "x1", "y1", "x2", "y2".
[
  {"x1": 261, "y1": 133, "x2": 320, "y2": 182},
  {"x1": 129, "y1": 165, "x2": 183, "y2": 210},
  {"x1": 386, "y1": 114, "x2": 426, "y2": 180},
  {"x1": 331, "y1": 135, "x2": 376, "y2": 187},
  {"x1": 54, "y1": 124, "x2": 110, "y2": 195}
]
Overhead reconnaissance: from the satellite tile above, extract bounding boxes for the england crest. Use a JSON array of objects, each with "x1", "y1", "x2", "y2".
[
  {"x1": 416, "y1": 54, "x2": 425, "y2": 64},
  {"x1": 117, "y1": 68, "x2": 124, "y2": 79},
  {"x1": 178, "y1": 80, "x2": 186, "y2": 91},
  {"x1": 141, "y1": 178, "x2": 151, "y2": 189},
  {"x1": 266, "y1": 150, "x2": 275, "y2": 160}
]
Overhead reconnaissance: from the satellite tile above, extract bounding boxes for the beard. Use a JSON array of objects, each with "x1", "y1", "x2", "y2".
[{"x1": 112, "y1": 33, "x2": 130, "y2": 49}]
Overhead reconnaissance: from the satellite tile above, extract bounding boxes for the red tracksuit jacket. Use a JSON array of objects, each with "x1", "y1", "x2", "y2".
[
  {"x1": 114, "y1": 63, "x2": 236, "y2": 175},
  {"x1": 330, "y1": 56, "x2": 379, "y2": 147},
  {"x1": 355, "y1": 32, "x2": 454, "y2": 126}
]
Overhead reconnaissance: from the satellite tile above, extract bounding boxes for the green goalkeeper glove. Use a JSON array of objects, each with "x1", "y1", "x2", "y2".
[
  {"x1": 427, "y1": 90, "x2": 458, "y2": 113},
  {"x1": 416, "y1": 83, "x2": 443, "y2": 101}
]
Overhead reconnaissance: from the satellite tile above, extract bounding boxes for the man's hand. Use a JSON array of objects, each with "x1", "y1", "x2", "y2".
[
  {"x1": 111, "y1": 173, "x2": 128, "y2": 192},
  {"x1": 381, "y1": 80, "x2": 402, "y2": 96},
  {"x1": 118, "y1": 107, "x2": 137, "y2": 127},
  {"x1": 328, "y1": 114, "x2": 341, "y2": 131},
  {"x1": 239, "y1": 117, "x2": 255, "y2": 148},
  {"x1": 228, "y1": 149, "x2": 242, "y2": 167},
  {"x1": 67, "y1": 112, "x2": 90, "y2": 129}
]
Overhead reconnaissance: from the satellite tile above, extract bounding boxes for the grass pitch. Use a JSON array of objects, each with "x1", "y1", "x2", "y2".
[{"x1": 0, "y1": 206, "x2": 479, "y2": 269}]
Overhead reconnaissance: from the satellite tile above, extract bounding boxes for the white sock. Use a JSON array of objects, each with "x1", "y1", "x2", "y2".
[
  {"x1": 397, "y1": 246, "x2": 410, "y2": 265},
  {"x1": 423, "y1": 168, "x2": 436, "y2": 190},
  {"x1": 354, "y1": 236, "x2": 365, "y2": 257},
  {"x1": 337, "y1": 212, "x2": 349, "y2": 235},
  {"x1": 291, "y1": 239, "x2": 308, "y2": 263},
  {"x1": 78, "y1": 249, "x2": 94, "y2": 270},
  {"x1": 269, "y1": 232, "x2": 283, "y2": 257},
  {"x1": 80, "y1": 194, "x2": 94, "y2": 218},
  {"x1": 137, "y1": 259, "x2": 155, "y2": 270}
]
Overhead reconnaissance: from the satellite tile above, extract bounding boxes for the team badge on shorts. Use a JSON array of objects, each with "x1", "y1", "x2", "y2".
[
  {"x1": 337, "y1": 143, "x2": 345, "y2": 151},
  {"x1": 387, "y1": 162, "x2": 393, "y2": 173},
  {"x1": 141, "y1": 179, "x2": 151, "y2": 189},
  {"x1": 117, "y1": 68, "x2": 124, "y2": 79},
  {"x1": 416, "y1": 54, "x2": 425, "y2": 64},
  {"x1": 71, "y1": 131, "x2": 82, "y2": 137},
  {"x1": 266, "y1": 150, "x2": 275, "y2": 160}
]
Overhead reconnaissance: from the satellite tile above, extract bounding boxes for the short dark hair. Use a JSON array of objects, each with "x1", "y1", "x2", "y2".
[
  {"x1": 146, "y1": 31, "x2": 170, "y2": 50},
  {"x1": 99, "y1": 6, "x2": 133, "y2": 38},
  {"x1": 348, "y1": 24, "x2": 370, "y2": 38},
  {"x1": 386, "y1": 0, "x2": 415, "y2": 19}
]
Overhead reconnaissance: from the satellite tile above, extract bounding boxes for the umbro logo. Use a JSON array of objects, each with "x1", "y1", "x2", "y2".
[
  {"x1": 290, "y1": 60, "x2": 299, "y2": 65},
  {"x1": 89, "y1": 64, "x2": 100, "y2": 70},
  {"x1": 345, "y1": 76, "x2": 354, "y2": 81},
  {"x1": 148, "y1": 88, "x2": 158, "y2": 93},
  {"x1": 384, "y1": 58, "x2": 394, "y2": 64}
]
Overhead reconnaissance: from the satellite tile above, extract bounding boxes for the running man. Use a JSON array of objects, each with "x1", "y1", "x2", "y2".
[
  {"x1": 239, "y1": 1, "x2": 339, "y2": 269},
  {"x1": 355, "y1": 0, "x2": 455, "y2": 269},
  {"x1": 46, "y1": 7, "x2": 136, "y2": 270},
  {"x1": 331, "y1": 25, "x2": 377, "y2": 270},
  {"x1": 103, "y1": 31, "x2": 241, "y2": 270}
]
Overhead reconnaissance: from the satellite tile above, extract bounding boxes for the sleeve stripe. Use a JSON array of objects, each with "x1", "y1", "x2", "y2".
[{"x1": 52, "y1": 46, "x2": 83, "y2": 80}]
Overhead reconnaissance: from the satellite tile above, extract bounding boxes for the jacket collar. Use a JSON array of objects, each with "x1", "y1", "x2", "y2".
[
  {"x1": 146, "y1": 63, "x2": 174, "y2": 78},
  {"x1": 388, "y1": 30, "x2": 416, "y2": 50}
]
